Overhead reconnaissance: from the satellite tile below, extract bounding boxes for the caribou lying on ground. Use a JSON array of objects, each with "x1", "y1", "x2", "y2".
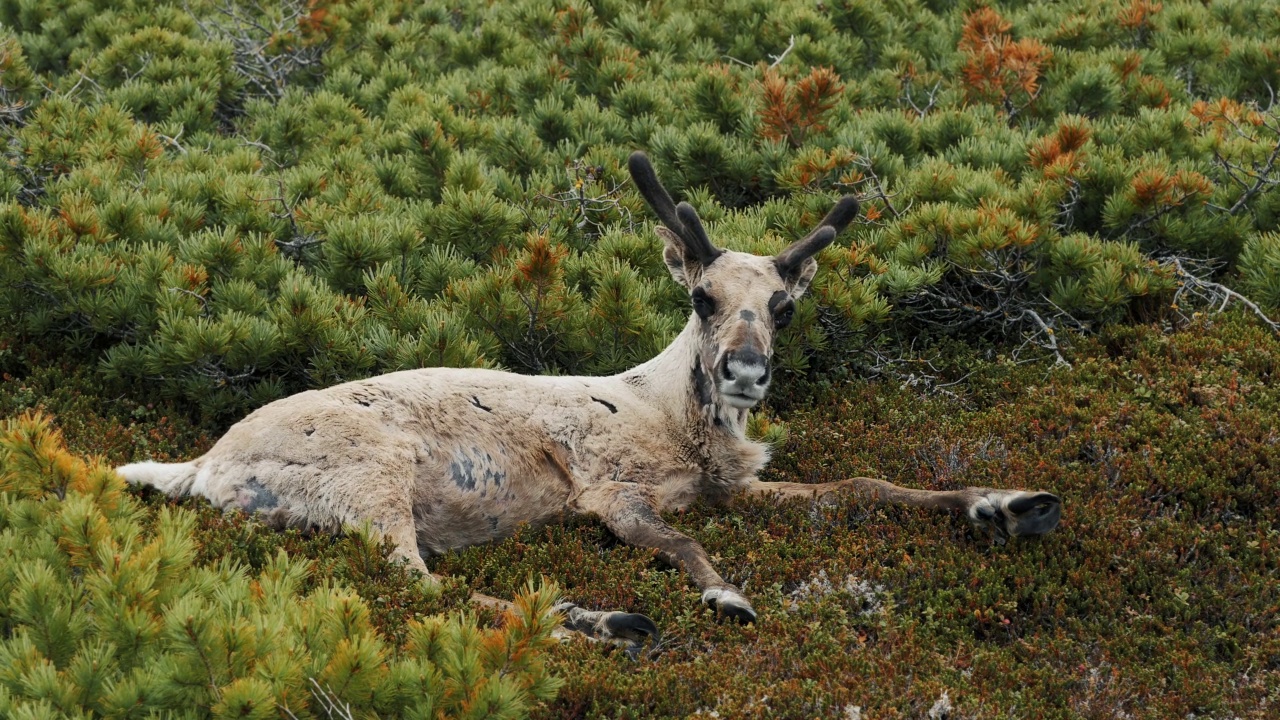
[{"x1": 119, "y1": 152, "x2": 1061, "y2": 646}]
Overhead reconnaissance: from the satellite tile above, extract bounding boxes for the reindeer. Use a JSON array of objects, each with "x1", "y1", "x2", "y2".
[{"x1": 118, "y1": 153, "x2": 1061, "y2": 647}]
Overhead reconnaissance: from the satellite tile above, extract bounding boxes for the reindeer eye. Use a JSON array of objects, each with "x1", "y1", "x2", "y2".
[
  {"x1": 691, "y1": 287, "x2": 716, "y2": 320},
  {"x1": 774, "y1": 304, "x2": 794, "y2": 329}
]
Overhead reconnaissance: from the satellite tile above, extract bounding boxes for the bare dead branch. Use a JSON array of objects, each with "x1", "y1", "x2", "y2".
[
  {"x1": 187, "y1": 0, "x2": 325, "y2": 103},
  {"x1": 854, "y1": 344, "x2": 968, "y2": 402},
  {"x1": 837, "y1": 155, "x2": 910, "y2": 221},
  {"x1": 721, "y1": 34, "x2": 796, "y2": 70},
  {"x1": 255, "y1": 179, "x2": 323, "y2": 258},
  {"x1": 157, "y1": 127, "x2": 188, "y2": 155},
  {"x1": 1164, "y1": 256, "x2": 1280, "y2": 333},
  {"x1": 900, "y1": 77, "x2": 941, "y2": 119},
  {"x1": 1054, "y1": 177, "x2": 1082, "y2": 233},
  {"x1": 168, "y1": 286, "x2": 209, "y2": 309},
  {"x1": 532, "y1": 160, "x2": 636, "y2": 240},
  {"x1": 305, "y1": 678, "x2": 356, "y2": 720},
  {"x1": 0, "y1": 90, "x2": 26, "y2": 126},
  {"x1": 769, "y1": 35, "x2": 796, "y2": 68},
  {"x1": 1019, "y1": 308, "x2": 1071, "y2": 368}
]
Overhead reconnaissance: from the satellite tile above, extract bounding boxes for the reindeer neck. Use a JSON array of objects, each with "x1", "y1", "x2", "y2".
[
  {"x1": 617, "y1": 315, "x2": 769, "y2": 495},
  {"x1": 618, "y1": 316, "x2": 749, "y2": 439}
]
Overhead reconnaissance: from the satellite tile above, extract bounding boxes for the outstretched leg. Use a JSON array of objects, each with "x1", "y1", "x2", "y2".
[
  {"x1": 572, "y1": 482, "x2": 757, "y2": 624},
  {"x1": 745, "y1": 477, "x2": 1061, "y2": 540}
]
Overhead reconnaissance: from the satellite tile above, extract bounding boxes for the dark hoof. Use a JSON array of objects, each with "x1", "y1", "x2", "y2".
[
  {"x1": 719, "y1": 602, "x2": 757, "y2": 624},
  {"x1": 701, "y1": 587, "x2": 757, "y2": 624},
  {"x1": 970, "y1": 490, "x2": 1063, "y2": 540},
  {"x1": 1006, "y1": 492, "x2": 1061, "y2": 536},
  {"x1": 555, "y1": 603, "x2": 660, "y2": 649},
  {"x1": 602, "y1": 611, "x2": 660, "y2": 644}
]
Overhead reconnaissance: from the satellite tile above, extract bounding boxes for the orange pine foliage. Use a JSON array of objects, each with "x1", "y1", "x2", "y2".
[
  {"x1": 1029, "y1": 117, "x2": 1092, "y2": 180},
  {"x1": 1130, "y1": 169, "x2": 1176, "y2": 206},
  {"x1": 135, "y1": 129, "x2": 164, "y2": 161},
  {"x1": 515, "y1": 233, "x2": 568, "y2": 292},
  {"x1": 1112, "y1": 53, "x2": 1172, "y2": 110},
  {"x1": 985, "y1": 204, "x2": 1038, "y2": 248},
  {"x1": 1190, "y1": 97, "x2": 1265, "y2": 139},
  {"x1": 180, "y1": 263, "x2": 209, "y2": 291},
  {"x1": 757, "y1": 66, "x2": 845, "y2": 148},
  {"x1": 1135, "y1": 75, "x2": 1171, "y2": 109},
  {"x1": 777, "y1": 147, "x2": 857, "y2": 190},
  {"x1": 843, "y1": 241, "x2": 887, "y2": 273},
  {"x1": 298, "y1": 0, "x2": 337, "y2": 43},
  {"x1": 1117, "y1": 52, "x2": 1144, "y2": 81},
  {"x1": 1117, "y1": 0, "x2": 1162, "y2": 32},
  {"x1": 554, "y1": 4, "x2": 591, "y2": 41},
  {"x1": 1129, "y1": 168, "x2": 1212, "y2": 208},
  {"x1": 958, "y1": 7, "x2": 1051, "y2": 117}
]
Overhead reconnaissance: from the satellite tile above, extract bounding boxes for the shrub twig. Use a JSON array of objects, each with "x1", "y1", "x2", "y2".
[
  {"x1": 1205, "y1": 106, "x2": 1280, "y2": 217},
  {"x1": 899, "y1": 77, "x2": 941, "y2": 119},
  {"x1": 256, "y1": 179, "x2": 323, "y2": 259},
  {"x1": 531, "y1": 161, "x2": 636, "y2": 240},
  {"x1": 187, "y1": 0, "x2": 325, "y2": 102},
  {"x1": 769, "y1": 35, "x2": 796, "y2": 68},
  {"x1": 1164, "y1": 256, "x2": 1280, "y2": 333}
]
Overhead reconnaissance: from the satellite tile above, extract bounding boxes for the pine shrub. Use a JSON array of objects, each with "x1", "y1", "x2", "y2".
[
  {"x1": 0, "y1": 0, "x2": 1277, "y2": 415},
  {"x1": 1238, "y1": 232, "x2": 1280, "y2": 309},
  {"x1": 0, "y1": 412, "x2": 563, "y2": 718}
]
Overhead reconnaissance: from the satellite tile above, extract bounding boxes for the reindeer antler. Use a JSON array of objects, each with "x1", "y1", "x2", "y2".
[
  {"x1": 774, "y1": 196, "x2": 860, "y2": 278},
  {"x1": 628, "y1": 152, "x2": 723, "y2": 265}
]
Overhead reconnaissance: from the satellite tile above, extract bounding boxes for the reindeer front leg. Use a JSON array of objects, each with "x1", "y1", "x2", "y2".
[
  {"x1": 573, "y1": 482, "x2": 757, "y2": 624},
  {"x1": 745, "y1": 478, "x2": 1062, "y2": 540}
]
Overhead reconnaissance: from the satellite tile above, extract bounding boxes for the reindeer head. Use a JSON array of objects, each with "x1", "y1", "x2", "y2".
[{"x1": 629, "y1": 152, "x2": 860, "y2": 410}]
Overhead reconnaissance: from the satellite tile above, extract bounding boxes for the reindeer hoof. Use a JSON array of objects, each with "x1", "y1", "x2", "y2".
[
  {"x1": 969, "y1": 490, "x2": 1062, "y2": 539},
  {"x1": 1006, "y1": 492, "x2": 1062, "y2": 535},
  {"x1": 602, "y1": 611, "x2": 660, "y2": 644},
  {"x1": 701, "y1": 587, "x2": 757, "y2": 624},
  {"x1": 554, "y1": 602, "x2": 660, "y2": 647}
]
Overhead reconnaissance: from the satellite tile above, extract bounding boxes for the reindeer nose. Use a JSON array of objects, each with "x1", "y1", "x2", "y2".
[{"x1": 720, "y1": 349, "x2": 771, "y2": 389}]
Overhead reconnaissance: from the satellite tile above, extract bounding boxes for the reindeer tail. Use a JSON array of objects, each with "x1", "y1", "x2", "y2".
[{"x1": 116, "y1": 460, "x2": 199, "y2": 497}]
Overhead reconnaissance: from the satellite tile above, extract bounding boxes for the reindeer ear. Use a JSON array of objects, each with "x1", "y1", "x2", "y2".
[
  {"x1": 785, "y1": 256, "x2": 819, "y2": 300},
  {"x1": 657, "y1": 226, "x2": 699, "y2": 288}
]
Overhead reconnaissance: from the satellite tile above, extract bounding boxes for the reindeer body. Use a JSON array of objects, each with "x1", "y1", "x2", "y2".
[
  {"x1": 120, "y1": 154, "x2": 1060, "y2": 646},
  {"x1": 125, "y1": 314, "x2": 765, "y2": 562}
]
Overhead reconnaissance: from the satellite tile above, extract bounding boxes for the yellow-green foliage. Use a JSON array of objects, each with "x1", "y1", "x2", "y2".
[
  {"x1": 0, "y1": 413, "x2": 563, "y2": 719},
  {"x1": 1238, "y1": 231, "x2": 1280, "y2": 309}
]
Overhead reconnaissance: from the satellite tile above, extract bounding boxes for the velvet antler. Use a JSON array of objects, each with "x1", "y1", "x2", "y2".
[
  {"x1": 774, "y1": 196, "x2": 860, "y2": 278},
  {"x1": 629, "y1": 151, "x2": 722, "y2": 265}
]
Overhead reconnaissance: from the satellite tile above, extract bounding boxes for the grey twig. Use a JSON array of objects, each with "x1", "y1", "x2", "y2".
[
  {"x1": 1165, "y1": 256, "x2": 1280, "y2": 333},
  {"x1": 900, "y1": 78, "x2": 941, "y2": 119},
  {"x1": 1020, "y1": 308, "x2": 1071, "y2": 368},
  {"x1": 769, "y1": 35, "x2": 796, "y2": 68},
  {"x1": 308, "y1": 679, "x2": 355, "y2": 720}
]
